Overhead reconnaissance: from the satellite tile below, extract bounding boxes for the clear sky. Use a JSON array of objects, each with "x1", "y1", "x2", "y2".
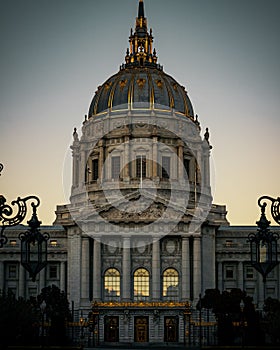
[{"x1": 0, "y1": 0, "x2": 279, "y2": 226}]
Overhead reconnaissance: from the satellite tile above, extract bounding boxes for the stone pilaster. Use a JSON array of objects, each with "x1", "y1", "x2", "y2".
[
  {"x1": 193, "y1": 236, "x2": 201, "y2": 300},
  {"x1": 60, "y1": 261, "x2": 66, "y2": 292},
  {"x1": 152, "y1": 237, "x2": 160, "y2": 300},
  {"x1": 181, "y1": 237, "x2": 189, "y2": 300},
  {"x1": 19, "y1": 264, "x2": 26, "y2": 298},
  {"x1": 81, "y1": 237, "x2": 90, "y2": 301},
  {"x1": 122, "y1": 237, "x2": 131, "y2": 301},
  {"x1": 93, "y1": 238, "x2": 101, "y2": 300},
  {"x1": 68, "y1": 227, "x2": 82, "y2": 307}
]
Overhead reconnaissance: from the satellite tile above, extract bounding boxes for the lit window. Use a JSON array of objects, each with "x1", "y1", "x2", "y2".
[
  {"x1": 162, "y1": 156, "x2": 170, "y2": 179},
  {"x1": 225, "y1": 240, "x2": 233, "y2": 247},
  {"x1": 112, "y1": 156, "x2": 121, "y2": 180},
  {"x1": 92, "y1": 159, "x2": 99, "y2": 181},
  {"x1": 50, "y1": 240, "x2": 58, "y2": 247},
  {"x1": 163, "y1": 268, "x2": 179, "y2": 300},
  {"x1": 136, "y1": 156, "x2": 146, "y2": 178},
  {"x1": 104, "y1": 268, "x2": 120, "y2": 300},
  {"x1": 134, "y1": 268, "x2": 149, "y2": 301},
  {"x1": 49, "y1": 264, "x2": 58, "y2": 279},
  {"x1": 9, "y1": 240, "x2": 17, "y2": 246}
]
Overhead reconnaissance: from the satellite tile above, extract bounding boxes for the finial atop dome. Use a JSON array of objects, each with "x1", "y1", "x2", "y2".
[
  {"x1": 138, "y1": 0, "x2": 144, "y2": 19},
  {"x1": 124, "y1": 0, "x2": 160, "y2": 68}
]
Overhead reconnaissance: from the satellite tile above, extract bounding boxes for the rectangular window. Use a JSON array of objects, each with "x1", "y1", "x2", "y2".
[
  {"x1": 92, "y1": 159, "x2": 99, "y2": 181},
  {"x1": 225, "y1": 266, "x2": 234, "y2": 279},
  {"x1": 245, "y1": 267, "x2": 254, "y2": 279},
  {"x1": 162, "y1": 156, "x2": 170, "y2": 179},
  {"x1": 7, "y1": 264, "x2": 17, "y2": 279},
  {"x1": 136, "y1": 156, "x2": 146, "y2": 178},
  {"x1": 183, "y1": 159, "x2": 190, "y2": 179},
  {"x1": 28, "y1": 287, "x2": 38, "y2": 298},
  {"x1": 112, "y1": 156, "x2": 120, "y2": 180},
  {"x1": 49, "y1": 264, "x2": 58, "y2": 279}
]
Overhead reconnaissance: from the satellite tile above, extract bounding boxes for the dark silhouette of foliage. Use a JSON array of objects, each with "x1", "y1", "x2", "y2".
[
  {"x1": 37, "y1": 284, "x2": 71, "y2": 345},
  {"x1": 200, "y1": 288, "x2": 260, "y2": 345},
  {"x1": 263, "y1": 297, "x2": 280, "y2": 344},
  {"x1": 0, "y1": 290, "x2": 39, "y2": 348}
]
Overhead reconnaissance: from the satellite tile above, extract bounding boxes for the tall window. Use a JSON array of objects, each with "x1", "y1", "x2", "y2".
[
  {"x1": 183, "y1": 159, "x2": 190, "y2": 179},
  {"x1": 136, "y1": 155, "x2": 146, "y2": 178},
  {"x1": 134, "y1": 268, "x2": 149, "y2": 301},
  {"x1": 163, "y1": 268, "x2": 179, "y2": 300},
  {"x1": 162, "y1": 156, "x2": 170, "y2": 179},
  {"x1": 104, "y1": 268, "x2": 120, "y2": 300},
  {"x1": 92, "y1": 159, "x2": 99, "y2": 181},
  {"x1": 111, "y1": 156, "x2": 121, "y2": 180}
]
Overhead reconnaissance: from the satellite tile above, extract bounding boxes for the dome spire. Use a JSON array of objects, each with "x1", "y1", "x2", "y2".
[
  {"x1": 138, "y1": 0, "x2": 145, "y2": 19},
  {"x1": 124, "y1": 0, "x2": 160, "y2": 69}
]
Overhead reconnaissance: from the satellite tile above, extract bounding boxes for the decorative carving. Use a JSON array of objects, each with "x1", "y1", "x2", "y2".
[
  {"x1": 119, "y1": 79, "x2": 128, "y2": 90},
  {"x1": 155, "y1": 79, "x2": 163, "y2": 89},
  {"x1": 137, "y1": 78, "x2": 146, "y2": 89}
]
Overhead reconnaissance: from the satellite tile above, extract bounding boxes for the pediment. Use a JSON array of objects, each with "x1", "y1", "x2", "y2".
[{"x1": 79, "y1": 190, "x2": 195, "y2": 223}]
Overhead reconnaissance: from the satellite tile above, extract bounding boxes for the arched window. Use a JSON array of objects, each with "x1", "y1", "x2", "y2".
[
  {"x1": 163, "y1": 268, "x2": 179, "y2": 300},
  {"x1": 134, "y1": 268, "x2": 149, "y2": 301},
  {"x1": 104, "y1": 268, "x2": 120, "y2": 300}
]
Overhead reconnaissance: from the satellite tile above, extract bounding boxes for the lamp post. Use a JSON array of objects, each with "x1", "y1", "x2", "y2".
[
  {"x1": 19, "y1": 202, "x2": 50, "y2": 281},
  {"x1": 248, "y1": 201, "x2": 279, "y2": 301}
]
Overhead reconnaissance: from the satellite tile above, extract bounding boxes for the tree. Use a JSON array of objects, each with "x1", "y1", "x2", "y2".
[
  {"x1": 0, "y1": 290, "x2": 38, "y2": 348},
  {"x1": 263, "y1": 297, "x2": 280, "y2": 344},
  {"x1": 37, "y1": 285, "x2": 71, "y2": 345},
  {"x1": 200, "y1": 288, "x2": 259, "y2": 345}
]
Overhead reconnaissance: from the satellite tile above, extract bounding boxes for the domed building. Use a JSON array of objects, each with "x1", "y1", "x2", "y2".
[
  {"x1": 54, "y1": 0, "x2": 228, "y2": 344},
  {"x1": 1, "y1": 0, "x2": 280, "y2": 347}
]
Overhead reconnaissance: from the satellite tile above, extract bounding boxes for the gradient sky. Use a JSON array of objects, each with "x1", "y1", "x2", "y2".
[{"x1": 0, "y1": 0, "x2": 279, "y2": 226}]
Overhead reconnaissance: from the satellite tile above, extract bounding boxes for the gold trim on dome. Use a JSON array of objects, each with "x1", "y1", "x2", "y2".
[
  {"x1": 104, "y1": 82, "x2": 113, "y2": 90},
  {"x1": 119, "y1": 79, "x2": 128, "y2": 90},
  {"x1": 155, "y1": 79, "x2": 163, "y2": 89},
  {"x1": 136, "y1": 78, "x2": 146, "y2": 89}
]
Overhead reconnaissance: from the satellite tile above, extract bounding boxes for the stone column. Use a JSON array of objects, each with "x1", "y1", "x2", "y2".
[
  {"x1": 81, "y1": 237, "x2": 90, "y2": 301},
  {"x1": 123, "y1": 136, "x2": 130, "y2": 180},
  {"x1": 39, "y1": 266, "x2": 46, "y2": 294},
  {"x1": 152, "y1": 136, "x2": 158, "y2": 178},
  {"x1": 178, "y1": 142, "x2": 184, "y2": 180},
  {"x1": 237, "y1": 261, "x2": 244, "y2": 291},
  {"x1": 217, "y1": 262, "x2": 223, "y2": 291},
  {"x1": 68, "y1": 227, "x2": 82, "y2": 307},
  {"x1": 181, "y1": 237, "x2": 190, "y2": 300},
  {"x1": 79, "y1": 150, "x2": 86, "y2": 185},
  {"x1": 60, "y1": 261, "x2": 66, "y2": 292},
  {"x1": 98, "y1": 141, "x2": 104, "y2": 181},
  {"x1": 0, "y1": 261, "x2": 4, "y2": 292},
  {"x1": 152, "y1": 237, "x2": 160, "y2": 300},
  {"x1": 19, "y1": 264, "x2": 26, "y2": 298},
  {"x1": 93, "y1": 238, "x2": 101, "y2": 300},
  {"x1": 122, "y1": 237, "x2": 131, "y2": 301},
  {"x1": 193, "y1": 236, "x2": 201, "y2": 300}
]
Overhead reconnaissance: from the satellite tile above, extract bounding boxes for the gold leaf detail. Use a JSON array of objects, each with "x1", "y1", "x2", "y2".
[
  {"x1": 137, "y1": 78, "x2": 146, "y2": 89},
  {"x1": 119, "y1": 79, "x2": 128, "y2": 90},
  {"x1": 155, "y1": 79, "x2": 163, "y2": 89}
]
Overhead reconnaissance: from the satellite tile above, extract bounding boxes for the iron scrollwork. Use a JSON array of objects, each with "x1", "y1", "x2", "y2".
[
  {"x1": 0, "y1": 163, "x2": 3, "y2": 176},
  {"x1": 0, "y1": 195, "x2": 40, "y2": 248},
  {"x1": 258, "y1": 196, "x2": 280, "y2": 225}
]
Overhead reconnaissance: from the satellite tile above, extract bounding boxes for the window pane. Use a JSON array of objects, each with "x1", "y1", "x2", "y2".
[
  {"x1": 183, "y1": 159, "x2": 190, "y2": 179},
  {"x1": 92, "y1": 159, "x2": 99, "y2": 181},
  {"x1": 134, "y1": 268, "x2": 149, "y2": 301},
  {"x1": 163, "y1": 268, "x2": 179, "y2": 300},
  {"x1": 162, "y1": 156, "x2": 170, "y2": 179},
  {"x1": 136, "y1": 156, "x2": 146, "y2": 178},
  {"x1": 112, "y1": 156, "x2": 121, "y2": 179},
  {"x1": 104, "y1": 268, "x2": 120, "y2": 300}
]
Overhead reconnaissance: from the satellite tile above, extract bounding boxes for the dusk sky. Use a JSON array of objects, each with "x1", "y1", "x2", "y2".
[{"x1": 0, "y1": 0, "x2": 279, "y2": 226}]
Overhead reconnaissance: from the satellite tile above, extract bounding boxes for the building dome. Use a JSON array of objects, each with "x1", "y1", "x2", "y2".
[
  {"x1": 88, "y1": 0, "x2": 194, "y2": 120},
  {"x1": 88, "y1": 66, "x2": 194, "y2": 118}
]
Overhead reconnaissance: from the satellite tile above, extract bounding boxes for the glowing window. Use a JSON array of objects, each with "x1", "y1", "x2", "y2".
[
  {"x1": 104, "y1": 268, "x2": 120, "y2": 300},
  {"x1": 163, "y1": 268, "x2": 179, "y2": 300},
  {"x1": 134, "y1": 268, "x2": 149, "y2": 301}
]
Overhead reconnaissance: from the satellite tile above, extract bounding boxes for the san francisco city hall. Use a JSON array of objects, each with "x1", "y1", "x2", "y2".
[{"x1": 1, "y1": 0, "x2": 280, "y2": 346}]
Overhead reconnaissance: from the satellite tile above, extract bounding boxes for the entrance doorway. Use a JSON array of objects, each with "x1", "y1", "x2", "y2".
[
  {"x1": 104, "y1": 316, "x2": 119, "y2": 342},
  {"x1": 164, "y1": 316, "x2": 178, "y2": 342},
  {"x1": 134, "y1": 316, "x2": 149, "y2": 342}
]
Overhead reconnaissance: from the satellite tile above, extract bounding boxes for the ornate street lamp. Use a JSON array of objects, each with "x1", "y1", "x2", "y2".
[
  {"x1": 257, "y1": 196, "x2": 280, "y2": 225},
  {"x1": 248, "y1": 201, "x2": 279, "y2": 298},
  {"x1": 0, "y1": 163, "x2": 3, "y2": 176},
  {"x1": 0, "y1": 195, "x2": 42, "y2": 248},
  {"x1": 19, "y1": 202, "x2": 50, "y2": 281}
]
